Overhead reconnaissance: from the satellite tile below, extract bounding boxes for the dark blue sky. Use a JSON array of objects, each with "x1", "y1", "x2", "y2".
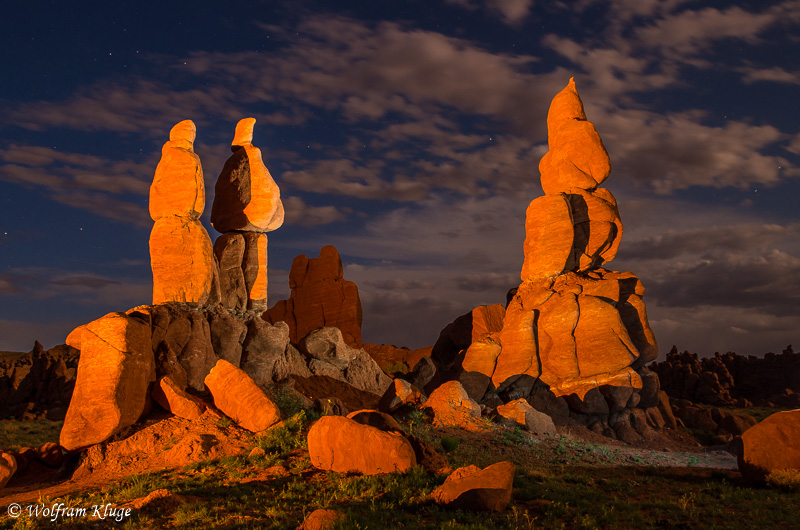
[{"x1": 2, "y1": 0, "x2": 799, "y2": 356}]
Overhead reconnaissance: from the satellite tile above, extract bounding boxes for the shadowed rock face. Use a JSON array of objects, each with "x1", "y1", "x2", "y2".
[
  {"x1": 264, "y1": 245, "x2": 363, "y2": 347},
  {"x1": 211, "y1": 118, "x2": 284, "y2": 311}
]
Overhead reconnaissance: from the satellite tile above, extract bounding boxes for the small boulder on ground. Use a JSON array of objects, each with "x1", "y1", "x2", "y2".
[
  {"x1": 432, "y1": 461, "x2": 516, "y2": 512},
  {"x1": 379, "y1": 378, "x2": 426, "y2": 413},
  {"x1": 204, "y1": 359, "x2": 281, "y2": 432},
  {"x1": 298, "y1": 508, "x2": 344, "y2": 530},
  {"x1": 494, "y1": 399, "x2": 556, "y2": 435},
  {"x1": 36, "y1": 442, "x2": 65, "y2": 468},
  {"x1": 307, "y1": 415, "x2": 416, "y2": 475},
  {"x1": 426, "y1": 381, "x2": 486, "y2": 432},
  {"x1": 152, "y1": 375, "x2": 206, "y2": 421},
  {"x1": 0, "y1": 452, "x2": 17, "y2": 489},
  {"x1": 737, "y1": 408, "x2": 800, "y2": 482}
]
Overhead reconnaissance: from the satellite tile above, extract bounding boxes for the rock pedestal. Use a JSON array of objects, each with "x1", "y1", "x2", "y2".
[
  {"x1": 455, "y1": 79, "x2": 658, "y2": 408},
  {"x1": 149, "y1": 120, "x2": 219, "y2": 306},
  {"x1": 211, "y1": 118, "x2": 284, "y2": 312}
]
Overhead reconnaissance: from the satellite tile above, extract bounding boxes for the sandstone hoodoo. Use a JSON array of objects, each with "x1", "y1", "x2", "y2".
[
  {"x1": 450, "y1": 79, "x2": 658, "y2": 405},
  {"x1": 149, "y1": 120, "x2": 219, "y2": 306},
  {"x1": 265, "y1": 245, "x2": 363, "y2": 347},
  {"x1": 211, "y1": 117, "x2": 284, "y2": 312}
]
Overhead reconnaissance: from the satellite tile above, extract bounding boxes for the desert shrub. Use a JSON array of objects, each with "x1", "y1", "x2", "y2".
[
  {"x1": 440, "y1": 435, "x2": 461, "y2": 453},
  {"x1": 765, "y1": 469, "x2": 800, "y2": 492},
  {"x1": 256, "y1": 411, "x2": 308, "y2": 454},
  {"x1": 383, "y1": 361, "x2": 410, "y2": 375},
  {"x1": 268, "y1": 383, "x2": 308, "y2": 417}
]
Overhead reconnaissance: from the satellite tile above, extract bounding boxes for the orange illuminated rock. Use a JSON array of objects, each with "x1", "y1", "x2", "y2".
[
  {"x1": 0, "y1": 452, "x2": 17, "y2": 489},
  {"x1": 152, "y1": 375, "x2": 205, "y2": 421},
  {"x1": 204, "y1": 359, "x2": 281, "y2": 432},
  {"x1": 299, "y1": 509, "x2": 344, "y2": 530},
  {"x1": 520, "y1": 194, "x2": 574, "y2": 280},
  {"x1": 149, "y1": 119, "x2": 205, "y2": 220},
  {"x1": 462, "y1": 336, "x2": 502, "y2": 378},
  {"x1": 432, "y1": 461, "x2": 515, "y2": 512},
  {"x1": 494, "y1": 399, "x2": 556, "y2": 435},
  {"x1": 362, "y1": 343, "x2": 433, "y2": 371},
  {"x1": 211, "y1": 117, "x2": 284, "y2": 233},
  {"x1": 540, "y1": 77, "x2": 610, "y2": 194},
  {"x1": 426, "y1": 381, "x2": 486, "y2": 432},
  {"x1": 378, "y1": 378, "x2": 426, "y2": 413},
  {"x1": 65, "y1": 323, "x2": 87, "y2": 350},
  {"x1": 737, "y1": 409, "x2": 800, "y2": 482},
  {"x1": 150, "y1": 217, "x2": 216, "y2": 305},
  {"x1": 307, "y1": 415, "x2": 416, "y2": 475},
  {"x1": 242, "y1": 232, "x2": 268, "y2": 310},
  {"x1": 265, "y1": 245, "x2": 363, "y2": 347},
  {"x1": 432, "y1": 304, "x2": 505, "y2": 367},
  {"x1": 60, "y1": 311, "x2": 155, "y2": 452}
]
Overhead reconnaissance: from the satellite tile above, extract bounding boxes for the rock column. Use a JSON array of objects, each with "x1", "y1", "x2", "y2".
[
  {"x1": 211, "y1": 118, "x2": 284, "y2": 312},
  {"x1": 149, "y1": 120, "x2": 219, "y2": 306},
  {"x1": 463, "y1": 79, "x2": 659, "y2": 408}
]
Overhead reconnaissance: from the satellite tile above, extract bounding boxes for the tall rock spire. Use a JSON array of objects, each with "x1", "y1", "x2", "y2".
[{"x1": 211, "y1": 118, "x2": 284, "y2": 311}]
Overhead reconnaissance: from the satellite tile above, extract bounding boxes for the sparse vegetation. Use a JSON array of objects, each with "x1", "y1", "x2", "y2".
[
  {"x1": 0, "y1": 419, "x2": 62, "y2": 451},
  {"x1": 2, "y1": 413, "x2": 798, "y2": 529},
  {"x1": 766, "y1": 469, "x2": 800, "y2": 492}
]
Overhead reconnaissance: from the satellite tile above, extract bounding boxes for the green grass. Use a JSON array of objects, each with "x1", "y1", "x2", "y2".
[
  {"x1": 0, "y1": 419, "x2": 62, "y2": 451},
  {"x1": 2, "y1": 414, "x2": 798, "y2": 529}
]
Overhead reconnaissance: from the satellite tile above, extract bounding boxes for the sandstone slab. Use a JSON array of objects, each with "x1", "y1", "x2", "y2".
[
  {"x1": 60, "y1": 311, "x2": 155, "y2": 452},
  {"x1": 307, "y1": 415, "x2": 416, "y2": 475},
  {"x1": 426, "y1": 381, "x2": 485, "y2": 432},
  {"x1": 152, "y1": 375, "x2": 205, "y2": 421},
  {"x1": 432, "y1": 461, "x2": 515, "y2": 512},
  {"x1": 495, "y1": 399, "x2": 556, "y2": 435},
  {"x1": 204, "y1": 359, "x2": 281, "y2": 432}
]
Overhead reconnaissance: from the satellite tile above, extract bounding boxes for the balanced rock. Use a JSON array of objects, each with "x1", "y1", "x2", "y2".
[
  {"x1": 308, "y1": 415, "x2": 416, "y2": 475},
  {"x1": 265, "y1": 245, "x2": 363, "y2": 347},
  {"x1": 60, "y1": 311, "x2": 155, "y2": 452},
  {"x1": 539, "y1": 77, "x2": 610, "y2": 195},
  {"x1": 737, "y1": 409, "x2": 800, "y2": 482},
  {"x1": 204, "y1": 359, "x2": 281, "y2": 432},
  {"x1": 432, "y1": 461, "x2": 516, "y2": 512},
  {"x1": 211, "y1": 117, "x2": 284, "y2": 233},
  {"x1": 149, "y1": 120, "x2": 205, "y2": 220}
]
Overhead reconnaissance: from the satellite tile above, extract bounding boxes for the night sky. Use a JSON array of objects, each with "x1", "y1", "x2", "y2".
[{"x1": 1, "y1": 1, "x2": 799, "y2": 358}]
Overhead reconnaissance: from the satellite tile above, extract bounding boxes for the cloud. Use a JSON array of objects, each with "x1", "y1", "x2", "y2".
[
  {"x1": 738, "y1": 66, "x2": 800, "y2": 85},
  {"x1": 617, "y1": 223, "x2": 799, "y2": 260},
  {"x1": 282, "y1": 196, "x2": 347, "y2": 226},
  {"x1": 444, "y1": 0, "x2": 534, "y2": 26}
]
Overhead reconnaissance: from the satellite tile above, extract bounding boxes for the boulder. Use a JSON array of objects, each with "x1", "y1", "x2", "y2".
[
  {"x1": 210, "y1": 117, "x2": 284, "y2": 233},
  {"x1": 426, "y1": 381, "x2": 485, "y2": 432},
  {"x1": 149, "y1": 120, "x2": 205, "y2": 220},
  {"x1": 362, "y1": 343, "x2": 432, "y2": 372},
  {"x1": 152, "y1": 375, "x2": 205, "y2": 421},
  {"x1": 60, "y1": 311, "x2": 155, "y2": 452},
  {"x1": 432, "y1": 461, "x2": 515, "y2": 512},
  {"x1": 347, "y1": 409, "x2": 403, "y2": 432},
  {"x1": 241, "y1": 320, "x2": 311, "y2": 386},
  {"x1": 36, "y1": 442, "x2": 65, "y2": 468},
  {"x1": 379, "y1": 378, "x2": 426, "y2": 413},
  {"x1": 207, "y1": 306, "x2": 247, "y2": 366},
  {"x1": 264, "y1": 246, "x2": 362, "y2": 347},
  {"x1": 299, "y1": 509, "x2": 344, "y2": 530},
  {"x1": 737, "y1": 409, "x2": 800, "y2": 482},
  {"x1": 242, "y1": 232, "x2": 269, "y2": 311},
  {"x1": 0, "y1": 452, "x2": 17, "y2": 489},
  {"x1": 494, "y1": 399, "x2": 556, "y2": 435},
  {"x1": 204, "y1": 359, "x2": 281, "y2": 432},
  {"x1": 307, "y1": 415, "x2": 416, "y2": 475},
  {"x1": 431, "y1": 304, "x2": 505, "y2": 367}
]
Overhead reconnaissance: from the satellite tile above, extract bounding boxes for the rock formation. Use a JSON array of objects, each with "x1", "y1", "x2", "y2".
[
  {"x1": 265, "y1": 245, "x2": 363, "y2": 347},
  {"x1": 451, "y1": 79, "x2": 658, "y2": 407},
  {"x1": 211, "y1": 118, "x2": 284, "y2": 312},
  {"x1": 149, "y1": 120, "x2": 219, "y2": 306},
  {"x1": 651, "y1": 346, "x2": 800, "y2": 408}
]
